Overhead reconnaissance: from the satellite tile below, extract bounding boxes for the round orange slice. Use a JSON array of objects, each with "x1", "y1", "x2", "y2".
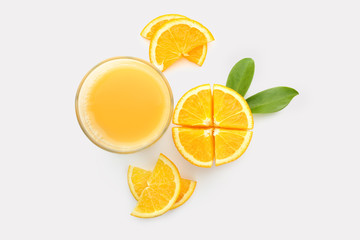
[
  {"x1": 214, "y1": 128, "x2": 253, "y2": 166},
  {"x1": 131, "y1": 154, "x2": 181, "y2": 218},
  {"x1": 213, "y1": 84, "x2": 254, "y2": 130},
  {"x1": 173, "y1": 84, "x2": 213, "y2": 127},
  {"x1": 149, "y1": 18, "x2": 214, "y2": 71},
  {"x1": 128, "y1": 166, "x2": 196, "y2": 209},
  {"x1": 172, "y1": 127, "x2": 214, "y2": 168},
  {"x1": 172, "y1": 84, "x2": 254, "y2": 167}
]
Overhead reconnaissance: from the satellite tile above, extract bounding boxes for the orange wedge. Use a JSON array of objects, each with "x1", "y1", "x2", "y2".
[
  {"x1": 214, "y1": 128, "x2": 253, "y2": 166},
  {"x1": 149, "y1": 18, "x2": 214, "y2": 71},
  {"x1": 213, "y1": 84, "x2": 254, "y2": 130},
  {"x1": 127, "y1": 166, "x2": 152, "y2": 200},
  {"x1": 173, "y1": 84, "x2": 212, "y2": 127},
  {"x1": 172, "y1": 84, "x2": 253, "y2": 167},
  {"x1": 128, "y1": 166, "x2": 196, "y2": 209},
  {"x1": 172, "y1": 127, "x2": 214, "y2": 168},
  {"x1": 141, "y1": 14, "x2": 208, "y2": 67},
  {"x1": 131, "y1": 154, "x2": 181, "y2": 218},
  {"x1": 172, "y1": 178, "x2": 196, "y2": 209},
  {"x1": 184, "y1": 44, "x2": 207, "y2": 66}
]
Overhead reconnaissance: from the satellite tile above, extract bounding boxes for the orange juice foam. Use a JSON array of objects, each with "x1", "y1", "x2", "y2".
[{"x1": 76, "y1": 57, "x2": 173, "y2": 152}]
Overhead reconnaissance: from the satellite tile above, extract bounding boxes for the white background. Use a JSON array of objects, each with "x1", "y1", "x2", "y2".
[{"x1": 1, "y1": 0, "x2": 359, "y2": 239}]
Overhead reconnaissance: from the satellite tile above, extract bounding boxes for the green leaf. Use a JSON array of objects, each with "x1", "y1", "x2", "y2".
[
  {"x1": 226, "y1": 58, "x2": 255, "y2": 97},
  {"x1": 246, "y1": 87, "x2": 299, "y2": 113}
]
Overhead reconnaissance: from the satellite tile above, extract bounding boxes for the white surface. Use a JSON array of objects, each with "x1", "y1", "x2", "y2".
[{"x1": 1, "y1": 0, "x2": 359, "y2": 239}]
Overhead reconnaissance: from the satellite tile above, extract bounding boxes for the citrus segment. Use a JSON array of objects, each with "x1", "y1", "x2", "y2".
[
  {"x1": 173, "y1": 84, "x2": 212, "y2": 127},
  {"x1": 131, "y1": 154, "x2": 181, "y2": 218},
  {"x1": 127, "y1": 166, "x2": 151, "y2": 200},
  {"x1": 150, "y1": 18, "x2": 214, "y2": 71},
  {"x1": 214, "y1": 129, "x2": 252, "y2": 166},
  {"x1": 213, "y1": 84, "x2": 254, "y2": 130},
  {"x1": 172, "y1": 127, "x2": 214, "y2": 168}
]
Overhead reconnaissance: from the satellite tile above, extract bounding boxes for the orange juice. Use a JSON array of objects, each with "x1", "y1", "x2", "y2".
[{"x1": 76, "y1": 57, "x2": 173, "y2": 153}]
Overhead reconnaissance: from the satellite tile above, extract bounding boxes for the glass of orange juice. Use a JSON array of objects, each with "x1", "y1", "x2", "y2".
[{"x1": 75, "y1": 57, "x2": 173, "y2": 153}]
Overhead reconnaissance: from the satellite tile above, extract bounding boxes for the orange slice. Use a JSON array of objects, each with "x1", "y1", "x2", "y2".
[
  {"x1": 214, "y1": 128, "x2": 253, "y2": 166},
  {"x1": 149, "y1": 18, "x2": 214, "y2": 71},
  {"x1": 127, "y1": 166, "x2": 152, "y2": 200},
  {"x1": 173, "y1": 84, "x2": 212, "y2": 127},
  {"x1": 213, "y1": 84, "x2": 254, "y2": 130},
  {"x1": 131, "y1": 154, "x2": 181, "y2": 218},
  {"x1": 172, "y1": 84, "x2": 254, "y2": 167},
  {"x1": 172, "y1": 178, "x2": 196, "y2": 209},
  {"x1": 172, "y1": 127, "x2": 214, "y2": 168},
  {"x1": 184, "y1": 44, "x2": 207, "y2": 66},
  {"x1": 141, "y1": 14, "x2": 208, "y2": 67},
  {"x1": 140, "y1": 14, "x2": 186, "y2": 40},
  {"x1": 128, "y1": 166, "x2": 196, "y2": 209}
]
